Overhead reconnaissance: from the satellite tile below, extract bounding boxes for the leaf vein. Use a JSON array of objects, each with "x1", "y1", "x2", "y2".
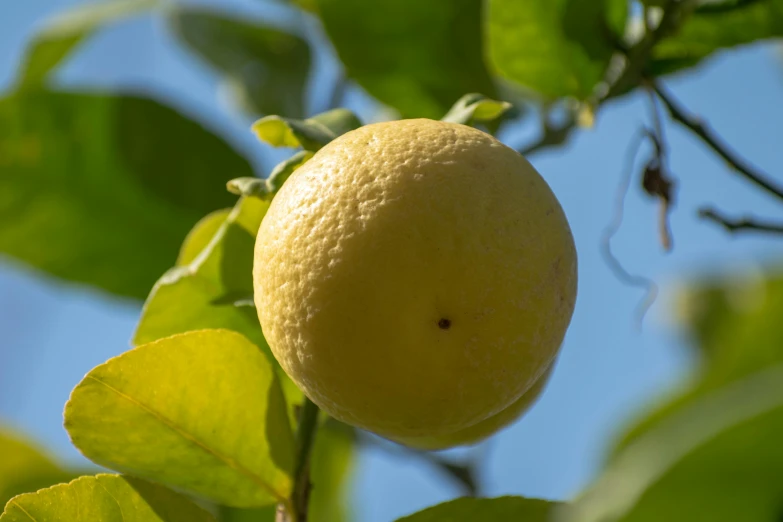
[{"x1": 84, "y1": 374, "x2": 285, "y2": 503}]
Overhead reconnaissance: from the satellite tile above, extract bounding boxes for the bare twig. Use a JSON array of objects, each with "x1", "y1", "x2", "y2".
[
  {"x1": 651, "y1": 81, "x2": 783, "y2": 202},
  {"x1": 699, "y1": 207, "x2": 783, "y2": 235},
  {"x1": 600, "y1": 129, "x2": 660, "y2": 329}
]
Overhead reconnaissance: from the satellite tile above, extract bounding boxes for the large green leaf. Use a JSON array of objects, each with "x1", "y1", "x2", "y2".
[
  {"x1": 1, "y1": 474, "x2": 216, "y2": 522},
  {"x1": 64, "y1": 329, "x2": 295, "y2": 508},
  {"x1": 396, "y1": 496, "x2": 560, "y2": 522},
  {"x1": 134, "y1": 197, "x2": 268, "y2": 348},
  {"x1": 169, "y1": 7, "x2": 310, "y2": 118},
  {"x1": 651, "y1": 0, "x2": 783, "y2": 76},
  {"x1": 487, "y1": 0, "x2": 627, "y2": 100},
  {"x1": 0, "y1": 430, "x2": 74, "y2": 509},
  {"x1": 616, "y1": 273, "x2": 783, "y2": 451},
  {"x1": 16, "y1": 0, "x2": 158, "y2": 88},
  {"x1": 316, "y1": 0, "x2": 496, "y2": 118},
  {"x1": 562, "y1": 364, "x2": 783, "y2": 522},
  {"x1": 220, "y1": 420, "x2": 356, "y2": 522},
  {"x1": 0, "y1": 90, "x2": 247, "y2": 299}
]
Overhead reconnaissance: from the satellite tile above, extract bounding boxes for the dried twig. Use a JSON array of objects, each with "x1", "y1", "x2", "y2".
[
  {"x1": 699, "y1": 207, "x2": 783, "y2": 235},
  {"x1": 600, "y1": 129, "x2": 660, "y2": 329}
]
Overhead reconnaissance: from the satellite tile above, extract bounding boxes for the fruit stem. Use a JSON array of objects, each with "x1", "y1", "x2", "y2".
[{"x1": 278, "y1": 396, "x2": 321, "y2": 522}]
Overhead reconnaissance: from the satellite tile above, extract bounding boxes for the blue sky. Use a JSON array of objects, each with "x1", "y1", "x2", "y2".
[{"x1": 1, "y1": 2, "x2": 783, "y2": 521}]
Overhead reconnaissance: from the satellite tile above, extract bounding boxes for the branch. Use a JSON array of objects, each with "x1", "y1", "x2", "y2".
[
  {"x1": 278, "y1": 398, "x2": 320, "y2": 522},
  {"x1": 518, "y1": 120, "x2": 576, "y2": 157},
  {"x1": 699, "y1": 207, "x2": 783, "y2": 235},
  {"x1": 652, "y1": 82, "x2": 783, "y2": 202},
  {"x1": 356, "y1": 431, "x2": 480, "y2": 496}
]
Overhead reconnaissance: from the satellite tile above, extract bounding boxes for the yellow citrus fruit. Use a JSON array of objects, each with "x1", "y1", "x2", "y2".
[
  {"x1": 389, "y1": 363, "x2": 554, "y2": 450},
  {"x1": 253, "y1": 118, "x2": 577, "y2": 444}
]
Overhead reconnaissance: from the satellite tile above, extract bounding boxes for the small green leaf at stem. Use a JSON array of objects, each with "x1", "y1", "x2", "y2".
[{"x1": 252, "y1": 109, "x2": 362, "y2": 151}]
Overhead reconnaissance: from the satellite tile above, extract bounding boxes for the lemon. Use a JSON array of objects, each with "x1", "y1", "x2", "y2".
[
  {"x1": 253, "y1": 118, "x2": 577, "y2": 445},
  {"x1": 389, "y1": 363, "x2": 554, "y2": 450}
]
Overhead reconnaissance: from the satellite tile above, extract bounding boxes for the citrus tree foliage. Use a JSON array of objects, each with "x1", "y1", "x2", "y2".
[{"x1": 2, "y1": 0, "x2": 783, "y2": 520}]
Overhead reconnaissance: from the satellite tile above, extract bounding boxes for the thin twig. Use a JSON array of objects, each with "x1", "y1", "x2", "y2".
[
  {"x1": 356, "y1": 431, "x2": 480, "y2": 496},
  {"x1": 600, "y1": 129, "x2": 660, "y2": 330},
  {"x1": 651, "y1": 81, "x2": 783, "y2": 202},
  {"x1": 278, "y1": 398, "x2": 321, "y2": 522},
  {"x1": 699, "y1": 207, "x2": 783, "y2": 235}
]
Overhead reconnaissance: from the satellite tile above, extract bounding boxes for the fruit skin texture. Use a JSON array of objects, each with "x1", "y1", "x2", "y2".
[
  {"x1": 389, "y1": 363, "x2": 555, "y2": 450},
  {"x1": 253, "y1": 118, "x2": 577, "y2": 442}
]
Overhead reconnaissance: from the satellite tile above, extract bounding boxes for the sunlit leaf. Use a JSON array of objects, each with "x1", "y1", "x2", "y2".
[
  {"x1": 562, "y1": 364, "x2": 783, "y2": 522},
  {"x1": 0, "y1": 474, "x2": 216, "y2": 522},
  {"x1": 487, "y1": 0, "x2": 627, "y2": 100},
  {"x1": 316, "y1": 0, "x2": 496, "y2": 118},
  {"x1": 441, "y1": 93, "x2": 512, "y2": 126},
  {"x1": 396, "y1": 496, "x2": 560, "y2": 522},
  {"x1": 16, "y1": 0, "x2": 158, "y2": 88},
  {"x1": 0, "y1": 430, "x2": 74, "y2": 509},
  {"x1": 134, "y1": 197, "x2": 268, "y2": 348},
  {"x1": 651, "y1": 0, "x2": 783, "y2": 76},
  {"x1": 64, "y1": 329, "x2": 295, "y2": 508},
  {"x1": 251, "y1": 109, "x2": 361, "y2": 151},
  {"x1": 177, "y1": 208, "x2": 232, "y2": 266},
  {"x1": 0, "y1": 90, "x2": 249, "y2": 299},
  {"x1": 169, "y1": 7, "x2": 310, "y2": 118}
]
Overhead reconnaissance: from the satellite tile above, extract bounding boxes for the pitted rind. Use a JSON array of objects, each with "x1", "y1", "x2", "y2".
[{"x1": 253, "y1": 118, "x2": 577, "y2": 440}]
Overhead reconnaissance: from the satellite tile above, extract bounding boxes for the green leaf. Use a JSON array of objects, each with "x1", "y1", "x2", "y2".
[
  {"x1": 227, "y1": 151, "x2": 314, "y2": 200},
  {"x1": 177, "y1": 208, "x2": 232, "y2": 266},
  {"x1": 396, "y1": 496, "x2": 560, "y2": 522},
  {"x1": 651, "y1": 0, "x2": 783, "y2": 76},
  {"x1": 134, "y1": 197, "x2": 268, "y2": 348},
  {"x1": 616, "y1": 273, "x2": 783, "y2": 452},
  {"x1": 64, "y1": 329, "x2": 295, "y2": 508},
  {"x1": 441, "y1": 93, "x2": 513, "y2": 126},
  {"x1": 316, "y1": 0, "x2": 496, "y2": 118},
  {"x1": 1, "y1": 474, "x2": 216, "y2": 522},
  {"x1": 0, "y1": 90, "x2": 249, "y2": 299},
  {"x1": 220, "y1": 420, "x2": 356, "y2": 522},
  {"x1": 169, "y1": 7, "x2": 310, "y2": 118},
  {"x1": 0, "y1": 430, "x2": 74, "y2": 509},
  {"x1": 16, "y1": 0, "x2": 158, "y2": 88},
  {"x1": 487, "y1": 0, "x2": 626, "y2": 100},
  {"x1": 563, "y1": 364, "x2": 783, "y2": 522},
  {"x1": 251, "y1": 109, "x2": 362, "y2": 151}
]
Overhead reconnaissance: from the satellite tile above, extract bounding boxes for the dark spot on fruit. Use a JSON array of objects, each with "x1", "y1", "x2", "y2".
[{"x1": 438, "y1": 318, "x2": 451, "y2": 330}]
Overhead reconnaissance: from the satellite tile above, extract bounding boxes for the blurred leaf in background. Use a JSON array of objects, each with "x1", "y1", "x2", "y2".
[
  {"x1": 487, "y1": 0, "x2": 627, "y2": 100},
  {"x1": 651, "y1": 0, "x2": 783, "y2": 76},
  {"x1": 316, "y1": 0, "x2": 496, "y2": 118},
  {"x1": 560, "y1": 270, "x2": 783, "y2": 522},
  {"x1": 16, "y1": 0, "x2": 158, "y2": 88},
  {"x1": 0, "y1": 91, "x2": 250, "y2": 299},
  {"x1": 0, "y1": 430, "x2": 76, "y2": 509},
  {"x1": 169, "y1": 7, "x2": 311, "y2": 118}
]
